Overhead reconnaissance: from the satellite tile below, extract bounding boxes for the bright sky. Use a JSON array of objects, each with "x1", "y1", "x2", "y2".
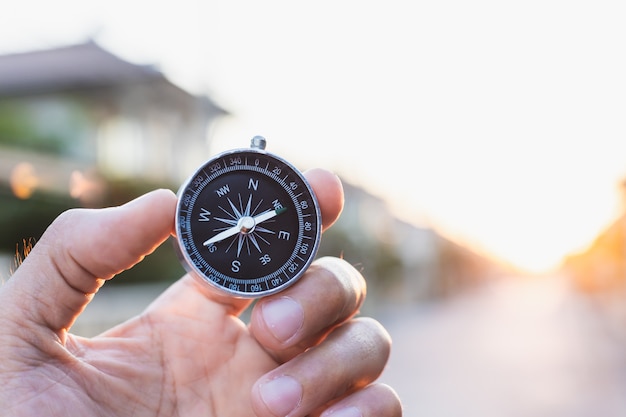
[{"x1": 2, "y1": 0, "x2": 626, "y2": 273}]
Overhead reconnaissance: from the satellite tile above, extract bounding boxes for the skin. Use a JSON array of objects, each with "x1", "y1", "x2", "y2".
[{"x1": 0, "y1": 168, "x2": 402, "y2": 417}]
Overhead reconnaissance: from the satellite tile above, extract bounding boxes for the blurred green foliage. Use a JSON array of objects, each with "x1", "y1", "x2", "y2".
[
  {"x1": 0, "y1": 102, "x2": 69, "y2": 155},
  {"x1": 0, "y1": 181, "x2": 184, "y2": 285}
]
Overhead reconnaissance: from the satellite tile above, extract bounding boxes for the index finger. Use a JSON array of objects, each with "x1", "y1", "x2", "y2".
[{"x1": 303, "y1": 168, "x2": 344, "y2": 232}]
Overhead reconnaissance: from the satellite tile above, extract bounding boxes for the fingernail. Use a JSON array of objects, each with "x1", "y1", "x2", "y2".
[
  {"x1": 325, "y1": 406, "x2": 362, "y2": 417},
  {"x1": 259, "y1": 375, "x2": 302, "y2": 416},
  {"x1": 262, "y1": 297, "x2": 304, "y2": 342}
]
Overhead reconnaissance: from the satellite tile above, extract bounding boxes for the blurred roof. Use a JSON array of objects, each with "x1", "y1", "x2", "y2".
[{"x1": 0, "y1": 41, "x2": 176, "y2": 97}]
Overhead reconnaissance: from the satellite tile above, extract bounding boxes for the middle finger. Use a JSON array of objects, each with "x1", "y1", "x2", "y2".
[
  {"x1": 249, "y1": 256, "x2": 366, "y2": 362},
  {"x1": 251, "y1": 317, "x2": 392, "y2": 417}
]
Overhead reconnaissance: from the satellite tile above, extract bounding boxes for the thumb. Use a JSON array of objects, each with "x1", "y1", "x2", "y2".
[{"x1": 1, "y1": 189, "x2": 176, "y2": 340}]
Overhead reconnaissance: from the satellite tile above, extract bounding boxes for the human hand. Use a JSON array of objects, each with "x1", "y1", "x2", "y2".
[{"x1": 0, "y1": 169, "x2": 402, "y2": 417}]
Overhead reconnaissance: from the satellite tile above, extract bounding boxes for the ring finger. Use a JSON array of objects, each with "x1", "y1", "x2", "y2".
[{"x1": 251, "y1": 317, "x2": 391, "y2": 417}]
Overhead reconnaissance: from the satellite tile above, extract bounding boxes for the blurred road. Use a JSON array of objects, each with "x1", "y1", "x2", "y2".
[{"x1": 378, "y1": 276, "x2": 626, "y2": 417}]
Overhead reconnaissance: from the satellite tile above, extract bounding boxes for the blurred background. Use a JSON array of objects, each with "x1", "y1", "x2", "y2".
[{"x1": 2, "y1": 1, "x2": 626, "y2": 415}]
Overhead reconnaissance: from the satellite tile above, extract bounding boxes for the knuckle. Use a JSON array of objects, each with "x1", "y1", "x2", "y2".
[
  {"x1": 311, "y1": 257, "x2": 366, "y2": 317},
  {"x1": 344, "y1": 317, "x2": 392, "y2": 361}
]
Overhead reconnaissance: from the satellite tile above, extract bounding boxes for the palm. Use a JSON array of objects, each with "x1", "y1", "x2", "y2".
[{"x1": 36, "y1": 278, "x2": 277, "y2": 417}]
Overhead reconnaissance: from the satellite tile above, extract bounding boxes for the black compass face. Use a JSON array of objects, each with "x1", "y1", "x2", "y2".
[{"x1": 174, "y1": 145, "x2": 321, "y2": 298}]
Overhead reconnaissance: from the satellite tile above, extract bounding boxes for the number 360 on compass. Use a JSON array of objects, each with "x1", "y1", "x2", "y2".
[{"x1": 173, "y1": 136, "x2": 322, "y2": 298}]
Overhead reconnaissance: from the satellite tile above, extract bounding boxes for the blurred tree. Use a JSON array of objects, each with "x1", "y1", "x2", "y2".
[
  {"x1": 0, "y1": 184, "x2": 74, "y2": 251},
  {"x1": 0, "y1": 101, "x2": 78, "y2": 155}
]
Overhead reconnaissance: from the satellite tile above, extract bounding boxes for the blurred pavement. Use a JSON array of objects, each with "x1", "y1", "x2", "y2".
[{"x1": 378, "y1": 276, "x2": 626, "y2": 417}]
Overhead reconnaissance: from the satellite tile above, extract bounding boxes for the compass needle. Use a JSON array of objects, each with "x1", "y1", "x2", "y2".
[
  {"x1": 203, "y1": 225, "x2": 240, "y2": 246},
  {"x1": 253, "y1": 206, "x2": 287, "y2": 225}
]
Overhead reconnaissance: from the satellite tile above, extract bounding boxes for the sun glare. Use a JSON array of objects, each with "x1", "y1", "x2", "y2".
[
  {"x1": 376, "y1": 148, "x2": 626, "y2": 276},
  {"x1": 2, "y1": 0, "x2": 625, "y2": 279}
]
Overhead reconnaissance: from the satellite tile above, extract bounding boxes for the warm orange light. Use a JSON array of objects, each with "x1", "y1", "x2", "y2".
[
  {"x1": 69, "y1": 170, "x2": 105, "y2": 206},
  {"x1": 9, "y1": 162, "x2": 39, "y2": 200}
]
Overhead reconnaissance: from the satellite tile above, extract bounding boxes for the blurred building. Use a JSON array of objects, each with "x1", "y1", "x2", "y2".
[
  {"x1": 0, "y1": 41, "x2": 225, "y2": 282},
  {"x1": 563, "y1": 214, "x2": 626, "y2": 294},
  {"x1": 319, "y1": 180, "x2": 501, "y2": 305},
  {"x1": 562, "y1": 180, "x2": 626, "y2": 293},
  {"x1": 560, "y1": 182, "x2": 626, "y2": 348},
  {"x1": 0, "y1": 40, "x2": 226, "y2": 203}
]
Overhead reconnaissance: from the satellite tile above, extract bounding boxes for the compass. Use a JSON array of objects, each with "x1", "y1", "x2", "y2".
[{"x1": 174, "y1": 136, "x2": 322, "y2": 298}]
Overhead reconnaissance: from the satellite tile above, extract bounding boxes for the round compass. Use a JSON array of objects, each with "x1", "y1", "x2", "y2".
[{"x1": 174, "y1": 136, "x2": 322, "y2": 298}]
